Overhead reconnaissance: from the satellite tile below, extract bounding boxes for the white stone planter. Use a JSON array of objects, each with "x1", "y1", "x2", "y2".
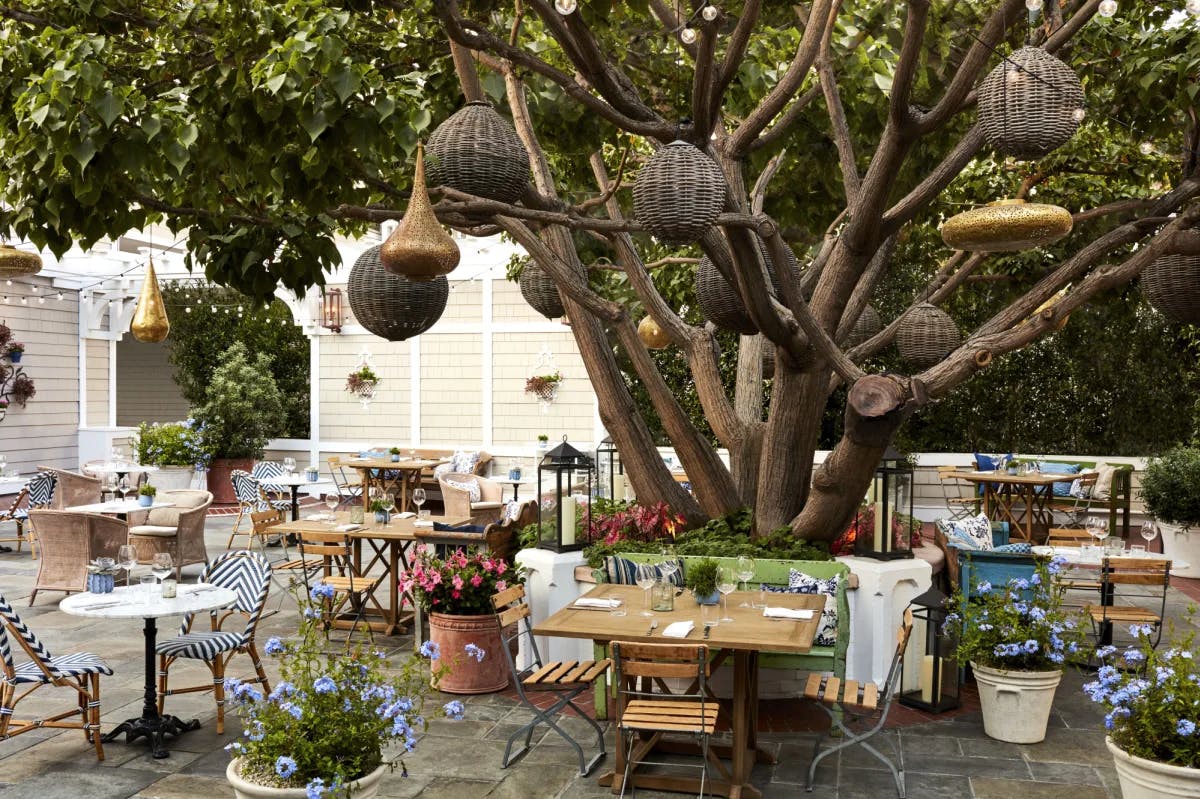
[
  {"x1": 971, "y1": 662, "x2": 1062, "y2": 744},
  {"x1": 226, "y1": 758, "x2": 388, "y2": 799},
  {"x1": 1159, "y1": 522, "x2": 1200, "y2": 578},
  {"x1": 149, "y1": 466, "x2": 194, "y2": 492},
  {"x1": 1108, "y1": 737, "x2": 1200, "y2": 798}
]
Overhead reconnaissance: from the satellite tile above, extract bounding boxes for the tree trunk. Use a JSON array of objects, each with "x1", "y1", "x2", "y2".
[{"x1": 754, "y1": 366, "x2": 828, "y2": 534}]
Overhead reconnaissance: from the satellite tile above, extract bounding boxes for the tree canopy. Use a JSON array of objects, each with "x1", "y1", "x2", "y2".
[{"x1": 2, "y1": 1, "x2": 1199, "y2": 538}]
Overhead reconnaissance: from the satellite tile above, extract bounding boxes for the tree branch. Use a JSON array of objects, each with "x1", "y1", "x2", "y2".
[
  {"x1": 711, "y1": 0, "x2": 762, "y2": 116},
  {"x1": 890, "y1": 0, "x2": 931, "y2": 126},
  {"x1": 882, "y1": 126, "x2": 986, "y2": 229},
  {"x1": 816, "y1": 56, "x2": 861, "y2": 203}
]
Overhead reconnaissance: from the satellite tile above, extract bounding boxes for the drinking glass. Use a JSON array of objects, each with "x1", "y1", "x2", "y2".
[
  {"x1": 383, "y1": 492, "x2": 396, "y2": 527},
  {"x1": 736, "y1": 555, "x2": 756, "y2": 607},
  {"x1": 657, "y1": 548, "x2": 678, "y2": 586},
  {"x1": 635, "y1": 564, "x2": 658, "y2": 617},
  {"x1": 282, "y1": 457, "x2": 296, "y2": 476},
  {"x1": 1141, "y1": 520, "x2": 1160, "y2": 548},
  {"x1": 717, "y1": 566, "x2": 737, "y2": 623},
  {"x1": 324, "y1": 493, "x2": 340, "y2": 527},
  {"x1": 118, "y1": 476, "x2": 132, "y2": 502},
  {"x1": 118, "y1": 544, "x2": 138, "y2": 586},
  {"x1": 151, "y1": 553, "x2": 173, "y2": 588},
  {"x1": 1086, "y1": 515, "x2": 1108, "y2": 547},
  {"x1": 140, "y1": 574, "x2": 157, "y2": 601},
  {"x1": 412, "y1": 488, "x2": 427, "y2": 518},
  {"x1": 105, "y1": 473, "x2": 118, "y2": 502}
]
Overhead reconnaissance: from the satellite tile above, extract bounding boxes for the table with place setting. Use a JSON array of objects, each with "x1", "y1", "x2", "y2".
[
  {"x1": 65, "y1": 497, "x2": 175, "y2": 522},
  {"x1": 59, "y1": 581, "x2": 237, "y2": 758},
  {"x1": 260, "y1": 472, "x2": 334, "y2": 521},
  {"x1": 343, "y1": 456, "x2": 448, "y2": 514}
]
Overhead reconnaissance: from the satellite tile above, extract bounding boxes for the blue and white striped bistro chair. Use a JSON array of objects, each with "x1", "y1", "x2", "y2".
[
  {"x1": 251, "y1": 461, "x2": 286, "y2": 499},
  {"x1": 20, "y1": 470, "x2": 57, "y2": 560},
  {"x1": 0, "y1": 592, "x2": 112, "y2": 760},
  {"x1": 155, "y1": 550, "x2": 272, "y2": 734},
  {"x1": 227, "y1": 470, "x2": 290, "y2": 550},
  {"x1": 0, "y1": 486, "x2": 29, "y2": 554}
]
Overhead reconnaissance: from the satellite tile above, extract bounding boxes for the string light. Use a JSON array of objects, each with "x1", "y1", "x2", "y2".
[
  {"x1": 1097, "y1": 0, "x2": 1118, "y2": 17},
  {"x1": 1139, "y1": 141, "x2": 1155, "y2": 155},
  {"x1": 680, "y1": 26, "x2": 697, "y2": 43},
  {"x1": 701, "y1": 5, "x2": 719, "y2": 21},
  {"x1": 1187, "y1": 0, "x2": 1200, "y2": 15},
  {"x1": 1025, "y1": 0, "x2": 1043, "y2": 8},
  {"x1": 1071, "y1": 108, "x2": 1087, "y2": 122},
  {"x1": 554, "y1": 0, "x2": 576, "y2": 14}
]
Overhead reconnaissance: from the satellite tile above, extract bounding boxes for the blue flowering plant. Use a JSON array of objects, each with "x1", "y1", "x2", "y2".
[
  {"x1": 948, "y1": 557, "x2": 1089, "y2": 671},
  {"x1": 1085, "y1": 621, "x2": 1200, "y2": 767},
  {"x1": 224, "y1": 586, "x2": 464, "y2": 797},
  {"x1": 132, "y1": 419, "x2": 211, "y2": 468}
]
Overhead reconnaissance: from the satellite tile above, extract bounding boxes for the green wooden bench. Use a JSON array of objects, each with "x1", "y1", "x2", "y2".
[{"x1": 1012, "y1": 458, "x2": 1134, "y2": 538}]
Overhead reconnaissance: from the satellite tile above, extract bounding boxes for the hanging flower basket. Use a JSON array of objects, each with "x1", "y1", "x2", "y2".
[
  {"x1": 525, "y1": 372, "x2": 562, "y2": 403},
  {"x1": 346, "y1": 367, "x2": 380, "y2": 400}
]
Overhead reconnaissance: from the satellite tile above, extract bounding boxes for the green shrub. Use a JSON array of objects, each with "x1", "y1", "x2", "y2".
[
  {"x1": 138, "y1": 484, "x2": 157, "y2": 497},
  {"x1": 132, "y1": 421, "x2": 207, "y2": 467},
  {"x1": 192, "y1": 342, "x2": 284, "y2": 460},
  {"x1": 1140, "y1": 446, "x2": 1200, "y2": 527}
]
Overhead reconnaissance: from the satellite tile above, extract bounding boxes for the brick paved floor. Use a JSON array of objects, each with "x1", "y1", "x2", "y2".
[{"x1": 0, "y1": 513, "x2": 1194, "y2": 798}]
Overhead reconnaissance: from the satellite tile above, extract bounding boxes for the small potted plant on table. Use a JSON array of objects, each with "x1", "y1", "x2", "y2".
[
  {"x1": 685, "y1": 557, "x2": 720, "y2": 605},
  {"x1": 370, "y1": 498, "x2": 390, "y2": 525},
  {"x1": 137, "y1": 484, "x2": 157, "y2": 507},
  {"x1": 389, "y1": 446, "x2": 401, "y2": 463}
]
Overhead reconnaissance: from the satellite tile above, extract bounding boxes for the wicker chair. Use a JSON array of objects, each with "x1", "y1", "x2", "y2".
[
  {"x1": 0, "y1": 486, "x2": 29, "y2": 553},
  {"x1": 38, "y1": 468, "x2": 102, "y2": 510},
  {"x1": 439, "y1": 472, "x2": 505, "y2": 526},
  {"x1": 127, "y1": 490, "x2": 213, "y2": 578},
  {"x1": 227, "y1": 470, "x2": 289, "y2": 549},
  {"x1": 26, "y1": 511, "x2": 127, "y2": 605}
]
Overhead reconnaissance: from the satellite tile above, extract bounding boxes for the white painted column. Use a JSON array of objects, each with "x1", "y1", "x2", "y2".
[
  {"x1": 409, "y1": 337, "x2": 421, "y2": 445},
  {"x1": 309, "y1": 334, "x2": 320, "y2": 469},
  {"x1": 481, "y1": 273, "x2": 494, "y2": 449},
  {"x1": 77, "y1": 337, "x2": 87, "y2": 429},
  {"x1": 108, "y1": 339, "x2": 117, "y2": 427}
]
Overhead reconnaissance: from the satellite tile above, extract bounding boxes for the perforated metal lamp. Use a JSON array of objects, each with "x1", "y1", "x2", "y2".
[
  {"x1": 595, "y1": 436, "x2": 625, "y2": 502},
  {"x1": 854, "y1": 446, "x2": 915, "y2": 560},
  {"x1": 536, "y1": 437, "x2": 593, "y2": 552},
  {"x1": 898, "y1": 586, "x2": 961, "y2": 713}
]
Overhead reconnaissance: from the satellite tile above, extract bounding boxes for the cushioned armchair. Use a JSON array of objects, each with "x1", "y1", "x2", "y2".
[
  {"x1": 438, "y1": 472, "x2": 504, "y2": 525},
  {"x1": 128, "y1": 490, "x2": 213, "y2": 578},
  {"x1": 26, "y1": 510, "x2": 127, "y2": 605}
]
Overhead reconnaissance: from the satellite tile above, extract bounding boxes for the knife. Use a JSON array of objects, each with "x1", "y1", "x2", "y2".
[{"x1": 80, "y1": 601, "x2": 124, "y2": 611}]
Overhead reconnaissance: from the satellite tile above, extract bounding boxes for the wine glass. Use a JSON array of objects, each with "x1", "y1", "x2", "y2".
[
  {"x1": 635, "y1": 564, "x2": 658, "y2": 617},
  {"x1": 324, "y1": 493, "x2": 340, "y2": 527},
  {"x1": 117, "y1": 476, "x2": 132, "y2": 502},
  {"x1": 151, "y1": 552, "x2": 173, "y2": 588},
  {"x1": 104, "y1": 472, "x2": 118, "y2": 502},
  {"x1": 382, "y1": 492, "x2": 396, "y2": 528},
  {"x1": 118, "y1": 544, "x2": 138, "y2": 586},
  {"x1": 1140, "y1": 520, "x2": 1160, "y2": 550},
  {"x1": 717, "y1": 566, "x2": 737, "y2": 623},
  {"x1": 657, "y1": 546, "x2": 679, "y2": 586},
  {"x1": 1085, "y1": 515, "x2": 1108, "y2": 557},
  {"x1": 282, "y1": 457, "x2": 296, "y2": 476},
  {"x1": 412, "y1": 488, "x2": 427, "y2": 519},
  {"x1": 736, "y1": 555, "x2": 756, "y2": 608}
]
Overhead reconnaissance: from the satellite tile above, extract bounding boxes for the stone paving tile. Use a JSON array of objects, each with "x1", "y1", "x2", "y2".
[
  {"x1": 1027, "y1": 759, "x2": 1107, "y2": 786},
  {"x1": 133, "y1": 773, "x2": 230, "y2": 799},
  {"x1": 0, "y1": 763, "x2": 159, "y2": 799},
  {"x1": 971, "y1": 775, "x2": 1112, "y2": 799}
]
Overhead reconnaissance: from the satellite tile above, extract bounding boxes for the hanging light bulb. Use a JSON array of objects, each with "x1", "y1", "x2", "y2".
[
  {"x1": 1025, "y1": 0, "x2": 1043, "y2": 8},
  {"x1": 56, "y1": 291, "x2": 63, "y2": 301},
  {"x1": 701, "y1": 5, "x2": 719, "y2": 21},
  {"x1": 1139, "y1": 141, "x2": 1154, "y2": 155},
  {"x1": 1005, "y1": 67, "x2": 1024, "y2": 85},
  {"x1": 185, "y1": 307, "x2": 191, "y2": 313},
  {"x1": 1071, "y1": 107, "x2": 1087, "y2": 123},
  {"x1": 1097, "y1": 0, "x2": 1117, "y2": 17},
  {"x1": 38, "y1": 296, "x2": 44, "y2": 304},
  {"x1": 19, "y1": 296, "x2": 26, "y2": 304},
  {"x1": 1188, "y1": 0, "x2": 1200, "y2": 15},
  {"x1": 680, "y1": 26, "x2": 697, "y2": 43},
  {"x1": 554, "y1": 0, "x2": 576, "y2": 14}
]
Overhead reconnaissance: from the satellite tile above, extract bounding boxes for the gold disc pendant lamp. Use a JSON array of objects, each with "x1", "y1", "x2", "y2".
[
  {"x1": 940, "y1": 199, "x2": 1073, "y2": 253},
  {"x1": 131, "y1": 258, "x2": 170, "y2": 343},
  {"x1": 380, "y1": 142, "x2": 461, "y2": 281}
]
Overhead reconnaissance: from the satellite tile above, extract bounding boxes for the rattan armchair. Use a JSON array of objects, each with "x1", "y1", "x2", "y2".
[
  {"x1": 37, "y1": 468, "x2": 102, "y2": 509},
  {"x1": 127, "y1": 490, "x2": 213, "y2": 578},
  {"x1": 439, "y1": 471, "x2": 504, "y2": 526},
  {"x1": 26, "y1": 510, "x2": 127, "y2": 605}
]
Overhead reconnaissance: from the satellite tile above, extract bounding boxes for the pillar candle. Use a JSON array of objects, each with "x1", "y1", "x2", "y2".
[
  {"x1": 872, "y1": 477, "x2": 884, "y2": 551},
  {"x1": 613, "y1": 474, "x2": 626, "y2": 502},
  {"x1": 560, "y1": 496, "x2": 576, "y2": 546},
  {"x1": 920, "y1": 655, "x2": 940, "y2": 704}
]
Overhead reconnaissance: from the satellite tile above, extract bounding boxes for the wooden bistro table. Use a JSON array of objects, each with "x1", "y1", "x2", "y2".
[
  {"x1": 953, "y1": 470, "x2": 1070, "y2": 542},
  {"x1": 274, "y1": 511, "x2": 469, "y2": 637},
  {"x1": 534, "y1": 583, "x2": 825, "y2": 798},
  {"x1": 343, "y1": 457, "x2": 448, "y2": 513}
]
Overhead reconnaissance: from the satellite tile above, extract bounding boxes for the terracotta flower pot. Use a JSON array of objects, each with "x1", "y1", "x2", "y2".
[
  {"x1": 208, "y1": 457, "x2": 253, "y2": 505},
  {"x1": 226, "y1": 758, "x2": 387, "y2": 799},
  {"x1": 428, "y1": 612, "x2": 509, "y2": 694}
]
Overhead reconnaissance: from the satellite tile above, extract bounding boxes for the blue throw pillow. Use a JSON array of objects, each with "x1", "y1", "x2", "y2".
[
  {"x1": 974, "y1": 452, "x2": 997, "y2": 471},
  {"x1": 992, "y1": 542, "x2": 1032, "y2": 554},
  {"x1": 1037, "y1": 462, "x2": 1080, "y2": 497},
  {"x1": 761, "y1": 581, "x2": 839, "y2": 647},
  {"x1": 604, "y1": 556, "x2": 685, "y2": 587}
]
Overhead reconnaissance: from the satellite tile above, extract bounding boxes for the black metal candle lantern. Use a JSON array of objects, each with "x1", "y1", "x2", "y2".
[
  {"x1": 536, "y1": 436, "x2": 593, "y2": 552},
  {"x1": 854, "y1": 446, "x2": 914, "y2": 560},
  {"x1": 595, "y1": 436, "x2": 626, "y2": 502},
  {"x1": 899, "y1": 586, "x2": 961, "y2": 713}
]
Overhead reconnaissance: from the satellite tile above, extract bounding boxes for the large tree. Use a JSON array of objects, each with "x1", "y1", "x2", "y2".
[{"x1": 1, "y1": 1, "x2": 1198, "y2": 539}]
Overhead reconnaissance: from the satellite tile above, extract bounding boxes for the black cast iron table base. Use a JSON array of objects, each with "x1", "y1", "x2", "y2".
[{"x1": 102, "y1": 713, "x2": 201, "y2": 759}]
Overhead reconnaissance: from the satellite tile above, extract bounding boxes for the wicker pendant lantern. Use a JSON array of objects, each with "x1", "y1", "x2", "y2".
[
  {"x1": 896, "y1": 303, "x2": 961, "y2": 369},
  {"x1": 0, "y1": 244, "x2": 41, "y2": 278},
  {"x1": 426, "y1": 101, "x2": 529, "y2": 204},
  {"x1": 130, "y1": 259, "x2": 170, "y2": 343},
  {"x1": 695, "y1": 241, "x2": 799, "y2": 335},
  {"x1": 846, "y1": 304, "x2": 882, "y2": 347},
  {"x1": 519, "y1": 262, "x2": 565, "y2": 320},
  {"x1": 1142, "y1": 253, "x2": 1200, "y2": 324},
  {"x1": 978, "y1": 47, "x2": 1084, "y2": 160},
  {"x1": 637, "y1": 316, "x2": 670, "y2": 349},
  {"x1": 348, "y1": 245, "x2": 448, "y2": 341},
  {"x1": 380, "y1": 142, "x2": 460, "y2": 281},
  {"x1": 632, "y1": 141, "x2": 725, "y2": 245},
  {"x1": 941, "y1": 199, "x2": 1072, "y2": 252}
]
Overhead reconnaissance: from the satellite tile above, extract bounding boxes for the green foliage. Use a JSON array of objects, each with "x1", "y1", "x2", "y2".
[
  {"x1": 137, "y1": 484, "x2": 156, "y2": 497},
  {"x1": 132, "y1": 421, "x2": 207, "y2": 467},
  {"x1": 684, "y1": 557, "x2": 719, "y2": 597},
  {"x1": 1139, "y1": 446, "x2": 1200, "y2": 527},
  {"x1": 224, "y1": 587, "x2": 451, "y2": 792},
  {"x1": 161, "y1": 283, "x2": 309, "y2": 438},
  {"x1": 192, "y1": 342, "x2": 284, "y2": 460}
]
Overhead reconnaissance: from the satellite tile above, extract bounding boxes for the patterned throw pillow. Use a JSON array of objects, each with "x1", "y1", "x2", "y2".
[
  {"x1": 760, "y1": 580, "x2": 839, "y2": 648},
  {"x1": 992, "y1": 542, "x2": 1032, "y2": 554},
  {"x1": 444, "y1": 477, "x2": 481, "y2": 503},
  {"x1": 434, "y1": 462, "x2": 453, "y2": 479},
  {"x1": 603, "y1": 556, "x2": 685, "y2": 587},
  {"x1": 1037, "y1": 462, "x2": 1080, "y2": 497},
  {"x1": 946, "y1": 512, "x2": 993, "y2": 551},
  {"x1": 452, "y1": 451, "x2": 482, "y2": 475}
]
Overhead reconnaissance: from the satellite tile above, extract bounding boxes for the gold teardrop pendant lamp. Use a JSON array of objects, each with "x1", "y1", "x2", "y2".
[
  {"x1": 637, "y1": 316, "x2": 670, "y2": 349},
  {"x1": 131, "y1": 258, "x2": 170, "y2": 343},
  {"x1": 0, "y1": 244, "x2": 42, "y2": 278},
  {"x1": 380, "y1": 141, "x2": 461, "y2": 281},
  {"x1": 940, "y1": 199, "x2": 1073, "y2": 253}
]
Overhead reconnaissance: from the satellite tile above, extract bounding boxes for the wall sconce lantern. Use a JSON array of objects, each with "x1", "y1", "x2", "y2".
[{"x1": 322, "y1": 288, "x2": 343, "y2": 333}]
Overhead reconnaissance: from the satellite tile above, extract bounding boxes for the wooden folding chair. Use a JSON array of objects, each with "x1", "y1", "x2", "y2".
[
  {"x1": 491, "y1": 584, "x2": 609, "y2": 776},
  {"x1": 252, "y1": 511, "x2": 322, "y2": 612},
  {"x1": 806, "y1": 609, "x2": 914, "y2": 798},
  {"x1": 1085, "y1": 557, "x2": 1170, "y2": 648},
  {"x1": 327, "y1": 456, "x2": 364, "y2": 507},
  {"x1": 937, "y1": 467, "x2": 978, "y2": 522},
  {"x1": 226, "y1": 471, "x2": 289, "y2": 550},
  {"x1": 296, "y1": 529, "x2": 385, "y2": 648},
  {"x1": 611, "y1": 641, "x2": 719, "y2": 798},
  {"x1": 1044, "y1": 528, "x2": 1104, "y2": 596}
]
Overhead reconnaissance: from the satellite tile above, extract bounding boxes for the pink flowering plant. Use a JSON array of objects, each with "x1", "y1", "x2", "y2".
[
  {"x1": 223, "y1": 585, "x2": 466, "y2": 798},
  {"x1": 399, "y1": 545, "x2": 517, "y2": 616}
]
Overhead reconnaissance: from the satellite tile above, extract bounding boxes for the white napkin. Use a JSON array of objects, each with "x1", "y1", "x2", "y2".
[
  {"x1": 413, "y1": 520, "x2": 434, "y2": 528},
  {"x1": 396, "y1": 511, "x2": 416, "y2": 519},
  {"x1": 763, "y1": 607, "x2": 814, "y2": 620},
  {"x1": 661, "y1": 620, "x2": 695, "y2": 638},
  {"x1": 335, "y1": 523, "x2": 363, "y2": 532},
  {"x1": 574, "y1": 597, "x2": 621, "y2": 609},
  {"x1": 307, "y1": 513, "x2": 332, "y2": 522}
]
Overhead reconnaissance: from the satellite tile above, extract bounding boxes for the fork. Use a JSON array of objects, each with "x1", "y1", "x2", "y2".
[{"x1": 646, "y1": 619, "x2": 658, "y2": 637}]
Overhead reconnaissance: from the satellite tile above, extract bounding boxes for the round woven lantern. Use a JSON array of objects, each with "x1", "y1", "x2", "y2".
[
  {"x1": 347, "y1": 245, "x2": 449, "y2": 342},
  {"x1": 637, "y1": 316, "x2": 670, "y2": 349},
  {"x1": 426, "y1": 101, "x2": 529, "y2": 204},
  {"x1": 896, "y1": 303, "x2": 961, "y2": 369},
  {"x1": 632, "y1": 141, "x2": 725, "y2": 245},
  {"x1": 695, "y1": 242, "x2": 799, "y2": 335},
  {"x1": 941, "y1": 199, "x2": 1073, "y2": 252},
  {"x1": 1142, "y1": 253, "x2": 1200, "y2": 325},
  {"x1": 978, "y1": 47, "x2": 1084, "y2": 160},
  {"x1": 518, "y1": 262, "x2": 564, "y2": 320},
  {"x1": 845, "y1": 304, "x2": 882, "y2": 347},
  {"x1": 0, "y1": 245, "x2": 41, "y2": 278}
]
